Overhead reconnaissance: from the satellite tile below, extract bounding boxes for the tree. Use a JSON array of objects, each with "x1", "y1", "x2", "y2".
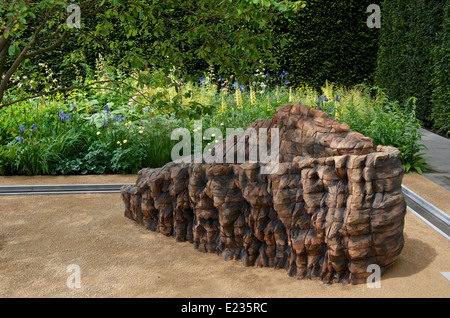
[{"x1": 0, "y1": 0, "x2": 306, "y2": 108}]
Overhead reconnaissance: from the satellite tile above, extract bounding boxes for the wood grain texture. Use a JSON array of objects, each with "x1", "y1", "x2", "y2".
[{"x1": 121, "y1": 104, "x2": 406, "y2": 284}]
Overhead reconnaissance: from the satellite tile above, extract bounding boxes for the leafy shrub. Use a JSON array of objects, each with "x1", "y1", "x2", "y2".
[
  {"x1": 431, "y1": 1, "x2": 450, "y2": 137},
  {"x1": 274, "y1": 0, "x2": 380, "y2": 90},
  {"x1": 376, "y1": 0, "x2": 444, "y2": 127}
]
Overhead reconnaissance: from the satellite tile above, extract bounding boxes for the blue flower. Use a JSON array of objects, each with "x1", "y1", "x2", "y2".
[
  {"x1": 19, "y1": 125, "x2": 26, "y2": 132},
  {"x1": 285, "y1": 79, "x2": 289, "y2": 86},
  {"x1": 299, "y1": 101, "x2": 302, "y2": 104},
  {"x1": 316, "y1": 102, "x2": 322, "y2": 110},
  {"x1": 284, "y1": 71, "x2": 289, "y2": 76},
  {"x1": 233, "y1": 81, "x2": 238, "y2": 90},
  {"x1": 67, "y1": 113, "x2": 72, "y2": 120},
  {"x1": 218, "y1": 76, "x2": 223, "y2": 82},
  {"x1": 199, "y1": 76, "x2": 205, "y2": 85},
  {"x1": 32, "y1": 123, "x2": 37, "y2": 131},
  {"x1": 323, "y1": 95, "x2": 329, "y2": 102},
  {"x1": 265, "y1": 71, "x2": 270, "y2": 78},
  {"x1": 71, "y1": 102, "x2": 77, "y2": 110},
  {"x1": 280, "y1": 72, "x2": 285, "y2": 79},
  {"x1": 16, "y1": 136, "x2": 24, "y2": 143},
  {"x1": 105, "y1": 105, "x2": 110, "y2": 114},
  {"x1": 318, "y1": 95, "x2": 323, "y2": 101},
  {"x1": 334, "y1": 95, "x2": 340, "y2": 102},
  {"x1": 239, "y1": 84, "x2": 244, "y2": 92},
  {"x1": 103, "y1": 119, "x2": 108, "y2": 126}
]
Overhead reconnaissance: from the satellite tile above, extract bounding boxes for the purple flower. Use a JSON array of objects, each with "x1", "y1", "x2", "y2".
[
  {"x1": 334, "y1": 95, "x2": 340, "y2": 102},
  {"x1": 19, "y1": 125, "x2": 26, "y2": 132}
]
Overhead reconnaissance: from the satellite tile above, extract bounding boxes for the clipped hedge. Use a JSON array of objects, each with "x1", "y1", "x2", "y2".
[
  {"x1": 273, "y1": 0, "x2": 380, "y2": 90},
  {"x1": 431, "y1": 0, "x2": 450, "y2": 137},
  {"x1": 375, "y1": 0, "x2": 444, "y2": 127}
]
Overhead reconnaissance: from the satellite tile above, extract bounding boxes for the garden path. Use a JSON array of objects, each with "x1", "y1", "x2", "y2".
[{"x1": 419, "y1": 128, "x2": 450, "y2": 192}]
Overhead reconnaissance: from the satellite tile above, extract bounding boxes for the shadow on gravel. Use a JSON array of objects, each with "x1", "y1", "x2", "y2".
[{"x1": 383, "y1": 233, "x2": 437, "y2": 280}]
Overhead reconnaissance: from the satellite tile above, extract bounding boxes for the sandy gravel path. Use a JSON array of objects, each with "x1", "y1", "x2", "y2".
[{"x1": 0, "y1": 174, "x2": 448, "y2": 298}]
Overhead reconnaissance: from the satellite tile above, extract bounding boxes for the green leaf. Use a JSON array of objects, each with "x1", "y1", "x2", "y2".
[{"x1": 8, "y1": 44, "x2": 16, "y2": 56}]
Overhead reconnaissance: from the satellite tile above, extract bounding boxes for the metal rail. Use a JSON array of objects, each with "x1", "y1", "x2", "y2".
[
  {"x1": 401, "y1": 185, "x2": 450, "y2": 241},
  {"x1": 0, "y1": 184, "x2": 133, "y2": 195},
  {"x1": 0, "y1": 183, "x2": 448, "y2": 240}
]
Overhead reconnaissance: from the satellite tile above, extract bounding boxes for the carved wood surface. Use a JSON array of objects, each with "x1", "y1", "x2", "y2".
[{"x1": 121, "y1": 104, "x2": 406, "y2": 284}]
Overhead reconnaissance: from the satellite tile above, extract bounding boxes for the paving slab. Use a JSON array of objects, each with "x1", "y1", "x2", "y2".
[{"x1": 419, "y1": 128, "x2": 450, "y2": 191}]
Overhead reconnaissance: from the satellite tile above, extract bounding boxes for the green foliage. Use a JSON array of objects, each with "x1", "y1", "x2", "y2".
[
  {"x1": 431, "y1": 0, "x2": 450, "y2": 137},
  {"x1": 0, "y1": 0, "x2": 307, "y2": 107},
  {"x1": 273, "y1": 0, "x2": 380, "y2": 90},
  {"x1": 375, "y1": 0, "x2": 444, "y2": 127},
  {"x1": 0, "y1": 62, "x2": 430, "y2": 176},
  {"x1": 339, "y1": 92, "x2": 430, "y2": 174}
]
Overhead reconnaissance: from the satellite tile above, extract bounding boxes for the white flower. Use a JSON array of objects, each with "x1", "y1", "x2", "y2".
[{"x1": 96, "y1": 131, "x2": 100, "y2": 135}]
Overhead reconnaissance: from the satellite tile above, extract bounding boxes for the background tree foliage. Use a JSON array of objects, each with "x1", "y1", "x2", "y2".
[
  {"x1": 0, "y1": 0, "x2": 306, "y2": 106},
  {"x1": 375, "y1": 0, "x2": 444, "y2": 128},
  {"x1": 273, "y1": 0, "x2": 380, "y2": 90}
]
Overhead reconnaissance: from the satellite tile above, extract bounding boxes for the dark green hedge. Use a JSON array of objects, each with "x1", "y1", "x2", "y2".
[
  {"x1": 273, "y1": 0, "x2": 380, "y2": 90},
  {"x1": 375, "y1": 0, "x2": 444, "y2": 127},
  {"x1": 431, "y1": 0, "x2": 450, "y2": 137}
]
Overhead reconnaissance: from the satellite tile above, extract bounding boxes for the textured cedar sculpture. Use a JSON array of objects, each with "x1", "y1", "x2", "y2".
[{"x1": 121, "y1": 104, "x2": 406, "y2": 284}]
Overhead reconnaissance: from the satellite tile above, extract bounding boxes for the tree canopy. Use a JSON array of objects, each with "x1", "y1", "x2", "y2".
[{"x1": 0, "y1": 0, "x2": 307, "y2": 107}]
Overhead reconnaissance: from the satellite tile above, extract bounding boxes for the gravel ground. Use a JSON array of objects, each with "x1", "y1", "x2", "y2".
[{"x1": 0, "y1": 173, "x2": 449, "y2": 298}]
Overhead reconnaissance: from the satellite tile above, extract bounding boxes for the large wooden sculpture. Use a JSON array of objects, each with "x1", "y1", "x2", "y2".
[{"x1": 121, "y1": 104, "x2": 406, "y2": 284}]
